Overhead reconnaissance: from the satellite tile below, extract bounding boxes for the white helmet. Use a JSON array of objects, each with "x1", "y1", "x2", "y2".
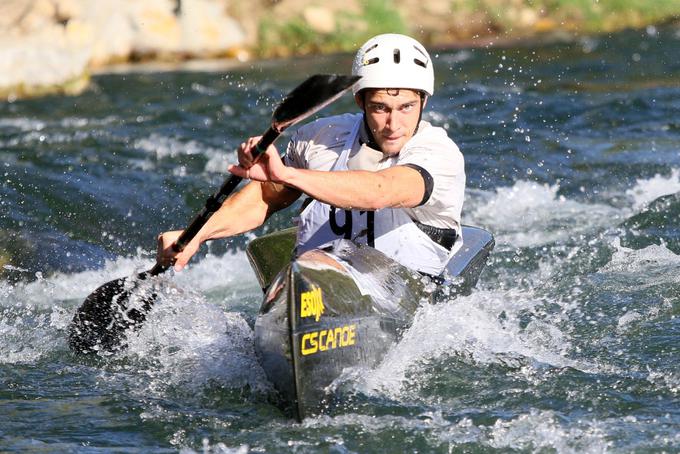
[{"x1": 351, "y1": 33, "x2": 434, "y2": 96}]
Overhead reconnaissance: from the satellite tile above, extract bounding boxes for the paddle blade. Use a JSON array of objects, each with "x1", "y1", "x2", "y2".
[
  {"x1": 68, "y1": 273, "x2": 156, "y2": 354},
  {"x1": 272, "y1": 74, "x2": 361, "y2": 131}
]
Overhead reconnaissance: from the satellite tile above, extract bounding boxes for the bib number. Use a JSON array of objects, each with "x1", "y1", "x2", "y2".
[{"x1": 329, "y1": 207, "x2": 375, "y2": 247}]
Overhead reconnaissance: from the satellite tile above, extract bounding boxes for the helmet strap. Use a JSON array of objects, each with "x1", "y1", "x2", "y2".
[
  {"x1": 360, "y1": 91, "x2": 381, "y2": 149},
  {"x1": 414, "y1": 92, "x2": 426, "y2": 135}
]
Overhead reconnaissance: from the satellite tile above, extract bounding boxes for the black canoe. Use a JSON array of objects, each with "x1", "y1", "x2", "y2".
[{"x1": 247, "y1": 226, "x2": 494, "y2": 421}]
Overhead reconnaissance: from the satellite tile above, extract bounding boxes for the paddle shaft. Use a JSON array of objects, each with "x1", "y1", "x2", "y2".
[{"x1": 149, "y1": 126, "x2": 279, "y2": 276}]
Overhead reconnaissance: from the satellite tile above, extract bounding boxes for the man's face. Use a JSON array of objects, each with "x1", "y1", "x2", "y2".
[{"x1": 356, "y1": 89, "x2": 423, "y2": 156}]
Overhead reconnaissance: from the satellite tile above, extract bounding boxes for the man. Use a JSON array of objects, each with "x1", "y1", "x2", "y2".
[{"x1": 158, "y1": 34, "x2": 465, "y2": 276}]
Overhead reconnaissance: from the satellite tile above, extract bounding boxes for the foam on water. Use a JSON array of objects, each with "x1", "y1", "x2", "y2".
[
  {"x1": 301, "y1": 409, "x2": 613, "y2": 453},
  {"x1": 133, "y1": 133, "x2": 234, "y2": 173},
  {"x1": 604, "y1": 237, "x2": 680, "y2": 275},
  {"x1": 121, "y1": 286, "x2": 270, "y2": 397},
  {"x1": 467, "y1": 181, "x2": 622, "y2": 249},
  {"x1": 0, "y1": 117, "x2": 47, "y2": 131},
  {"x1": 626, "y1": 168, "x2": 680, "y2": 210},
  {"x1": 172, "y1": 248, "x2": 260, "y2": 297},
  {"x1": 180, "y1": 441, "x2": 249, "y2": 454},
  {"x1": 1, "y1": 253, "x2": 154, "y2": 308},
  {"x1": 485, "y1": 409, "x2": 612, "y2": 453},
  {"x1": 341, "y1": 287, "x2": 593, "y2": 401},
  {"x1": 0, "y1": 248, "x2": 261, "y2": 371},
  {"x1": 95, "y1": 250, "x2": 266, "y2": 394},
  {"x1": 0, "y1": 246, "x2": 259, "y2": 306},
  {"x1": 1, "y1": 256, "x2": 157, "y2": 364}
]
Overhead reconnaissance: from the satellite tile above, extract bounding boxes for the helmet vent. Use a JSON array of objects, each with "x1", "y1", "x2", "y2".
[
  {"x1": 393, "y1": 49, "x2": 401, "y2": 63},
  {"x1": 365, "y1": 57, "x2": 380, "y2": 65},
  {"x1": 413, "y1": 45, "x2": 428, "y2": 59},
  {"x1": 413, "y1": 58, "x2": 427, "y2": 68}
]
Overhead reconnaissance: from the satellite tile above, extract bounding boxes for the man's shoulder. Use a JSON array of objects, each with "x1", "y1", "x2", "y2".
[
  {"x1": 286, "y1": 112, "x2": 360, "y2": 170},
  {"x1": 294, "y1": 112, "x2": 361, "y2": 142},
  {"x1": 402, "y1": 122, "x2": 463, "y2": 164},
  {"x1": 409, "y1": 122, "x2": 458, "y2": 147}
]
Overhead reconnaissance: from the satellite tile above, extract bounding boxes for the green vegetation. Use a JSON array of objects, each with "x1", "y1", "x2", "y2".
[
  {"x1": 254, "y1": 0, "x2": 680, "y2": 58},
  {"x1": 257, "y1": 0, "x2": 406, "y2": 57},
  {"x1": 530, "y1": 0, "x2": 680, "y2": 30}
]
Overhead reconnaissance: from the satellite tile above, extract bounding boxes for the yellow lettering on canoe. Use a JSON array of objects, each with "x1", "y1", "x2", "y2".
[
  {"x1": 301, "y1": 324, "x2": 356, "y2": 356},
  {"x1": 301, "y1": 331, "x2": 318, "y2": 356},
  {"x1": 300, "y1": 286, "x2": 324, "y2": 322}
]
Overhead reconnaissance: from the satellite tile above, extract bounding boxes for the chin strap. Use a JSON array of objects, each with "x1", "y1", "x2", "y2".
[
  {"x1": 361, "y1": 111, "x2": 380, "y2": 149},
  {"x1": 414, "y1": 92, "x2": 426, "y2": 135}
]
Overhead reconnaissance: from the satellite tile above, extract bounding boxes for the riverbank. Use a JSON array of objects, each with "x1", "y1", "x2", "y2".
[{"x1": 1, "y1": 0, "x2": 679, "y2": 101}]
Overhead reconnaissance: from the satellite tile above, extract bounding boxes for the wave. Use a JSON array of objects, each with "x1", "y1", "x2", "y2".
[
  {"x1": 0, "y1": 249, "x2": 261, "y2": 372},
  {"x1": 466, "y1": 169, "x2": 680, "y2": 251},
  {"x1": 339, "y1": 285, "x2": 593, "y2": 403},
  {"x1": 133, "y1": 133, "x2": 234, "y2": 173},
  {"x1": 301, "y1": 409, "x2": 613, "y2": 453},
  {"x1": 626, "y1": 168, "x2": 680, "y2": 210},
  {"x1": 466, "y1": 181, "x2": 622, "y2": 249}
]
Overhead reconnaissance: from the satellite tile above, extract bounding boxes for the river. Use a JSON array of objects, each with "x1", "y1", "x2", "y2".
[{"x1": 1, "y1": 26, "x2": 679, "y2": 452}]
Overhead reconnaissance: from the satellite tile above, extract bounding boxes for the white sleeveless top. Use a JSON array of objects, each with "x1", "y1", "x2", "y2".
[{"x1": 295, "y1": 117, "x2": 462, "y2": 275}]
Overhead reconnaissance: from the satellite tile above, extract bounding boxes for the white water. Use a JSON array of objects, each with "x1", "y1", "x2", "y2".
[
  {"x1": 467, "y1": 168, "x2": 680, "y2": 251},
  {"x1": 626, "y1": 168, "x2": 680, "y2": 210},
  {"x1": 2, "y1": 169, "x2": 680, "y2": 454},
  {"x1": 329, "y1": 170, "x2": 680, "y2": 417},
  {"x1": 133, "y1": 133, "x2": 236, "y2": 174}
]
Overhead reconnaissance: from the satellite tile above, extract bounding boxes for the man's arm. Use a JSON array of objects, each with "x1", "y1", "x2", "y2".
[
  {"x1": 281, "y1": 165, "x2": 425, "y2": 211},
  {"x1": 198, "y1": 180, "x2": 300, "y2": 240},
  {"x1": 230, "y1": 144, "x2": 426, "y2": 211},
  {"x1": 157, "y1": 180, "x2": 300, "y2": 270}
]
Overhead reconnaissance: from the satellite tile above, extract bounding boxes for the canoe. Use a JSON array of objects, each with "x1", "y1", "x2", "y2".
[{"x1": 247, "y1": 225, "x2": 494, "y2": 420}]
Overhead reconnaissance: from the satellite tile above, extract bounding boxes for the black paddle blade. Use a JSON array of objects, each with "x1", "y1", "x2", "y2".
[
  {"x1": 68, "y1": 272, "x2": 156, "y2": 354},
  {"x1": 272, "y1": 74, "x2": 361, "y2": 131}
]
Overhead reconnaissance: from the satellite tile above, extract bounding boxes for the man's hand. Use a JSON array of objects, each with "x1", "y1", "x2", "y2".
[
  {"x1": 156, "y1": 230, "x2": 201, "y2": 271},
  {"x1": 228, "y1": 136, "x2": 290, "y2": 184}
]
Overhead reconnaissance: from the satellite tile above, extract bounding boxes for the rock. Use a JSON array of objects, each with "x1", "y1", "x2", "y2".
[
  {"x1": 178, "y1": 0, "x2": 246, "y2": 56},
  {"x1": 303, "y1": 6, "x2": 335, "y2": 34},
  {"x1": 75, "y1": 1, "x2": 134, "y2": 67},
  {"x1": 129, "y1": 0, "x2": 182, "y2": 57},
  {"x1": 0, "y1": 1, "x2": 30, "y2": 30},
  {"x1": 0, "y1": 24, "x2": 90, "y2": 99},
  {"x1": 54, "y1": 0, "x2": 82, "y2": 22},
  {"x1": 16, "y1": 0, "x2": 56, "y2": 32},
  {"x1": 0, "y1": 0, "x2": 249, "y2": 99},
  {"x1": 423, "y1": 0, "x2": 451, "y2": 16}
]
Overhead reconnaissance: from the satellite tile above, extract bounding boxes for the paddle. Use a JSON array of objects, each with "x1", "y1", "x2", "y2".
[{"x1": 68, "y1": 74, "x2": 360, "y2": 354}]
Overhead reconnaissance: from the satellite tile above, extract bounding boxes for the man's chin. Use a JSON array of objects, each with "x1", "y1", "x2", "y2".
[
  {"x1": 381, "y1": 145, "x2": 402, "y2": 156},
  {"x1": 377, "y1": 140, "x2": 404, "y2": 155}
]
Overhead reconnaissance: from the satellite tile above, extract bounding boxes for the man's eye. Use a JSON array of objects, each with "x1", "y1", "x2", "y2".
[
  {"x1": 401, "y1": 104, "x2": 415, "y2": 112},
  {"x1": 372, "y1": 105, "x2": 386, "y2": 112}
]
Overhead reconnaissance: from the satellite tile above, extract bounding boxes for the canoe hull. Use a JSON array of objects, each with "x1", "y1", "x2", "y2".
[
  {"x1": 250, "y1": 226, "x2": 494, "y2": 420},
  {"x1": 254, "y1": 242, "x2": 421, "y2": 419}
]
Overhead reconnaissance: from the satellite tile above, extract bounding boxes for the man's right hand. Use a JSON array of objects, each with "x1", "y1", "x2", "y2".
[
  {"x1": 156, "y1": 230, "x2": 200, "y2": 271},
  {"x1": 229, "y1": 136, "x2": 290, "y2": 184}
]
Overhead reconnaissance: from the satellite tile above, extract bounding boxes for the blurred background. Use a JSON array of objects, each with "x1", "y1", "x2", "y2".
[{"x1": 2, "y1": 0, "x2": 679, "y2": 100}]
